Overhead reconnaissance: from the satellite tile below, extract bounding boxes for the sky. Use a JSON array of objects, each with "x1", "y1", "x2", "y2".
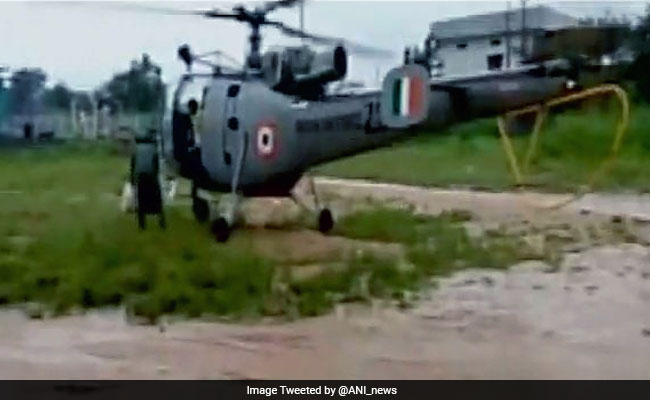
[{"x1": 0, "y1": 0, "x2": 647, "y2": 91}]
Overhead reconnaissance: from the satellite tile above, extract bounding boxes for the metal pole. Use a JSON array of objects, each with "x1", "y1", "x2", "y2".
[
  {"x1": 521, "y1": 0, "x2": 525, "y2": 56},
  {"x1": 506, "y1": 1, "x2": 512, "y2": 68},
  {"x1": 300, "y1": 2, "x2": 305, "y2": 44}
]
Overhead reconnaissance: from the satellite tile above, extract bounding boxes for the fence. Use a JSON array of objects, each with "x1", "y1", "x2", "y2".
[{"x1": 0, "y1": 111, "x2": 158, "y2": 142}]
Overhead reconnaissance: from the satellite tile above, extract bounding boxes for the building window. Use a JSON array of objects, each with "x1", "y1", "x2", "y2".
[
  {"x1": 490, "y1": 38, "x2": 502, "y2": 46},
  {"x1": 456, "y1": 42, "x2": 468, "y2": 50},
  {"x1": 487, "y1": 54, "x2": 504, "y2": 71}
]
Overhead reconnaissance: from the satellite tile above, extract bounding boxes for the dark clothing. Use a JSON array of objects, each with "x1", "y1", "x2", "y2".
[
  {"x1": 130, "y1": 141, "x2": 163, "y2": 216},
  {"x1": 172, "y1": 110, "x2": 195, "y2": 164},
  {"x1": 136, "y1": 175, "x2": 163, "y2": 215}
]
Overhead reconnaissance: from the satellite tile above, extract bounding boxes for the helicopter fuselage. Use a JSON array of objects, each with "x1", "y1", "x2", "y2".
[
  {"x1": 162, "y1": 63, "x2": 573, "y2": 197},
  {"x1": 120, "y1": 0, "x2": 628, "y2": 241},
  {"x1": 163, "y1": 74, "x2": 395, "y2": 196}
]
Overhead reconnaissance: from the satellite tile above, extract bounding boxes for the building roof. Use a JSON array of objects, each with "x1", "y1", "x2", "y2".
[{"x1": 430, "y1": 5, "x2": 578, "y2": 40}]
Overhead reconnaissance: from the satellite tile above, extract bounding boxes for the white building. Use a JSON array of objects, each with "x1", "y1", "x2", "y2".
[{"x1": 429, "y1": 5, "x2": 578, "y2": 77}]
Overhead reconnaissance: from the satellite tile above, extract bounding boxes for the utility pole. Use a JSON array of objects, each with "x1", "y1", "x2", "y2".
[
  {"x1": 299, "y1": 1, "x2": 305, "y2": 44},
  {"x1": 70, "y1": 98, "x2": 78, "y2": 138},
  {"x1": 90, "y1": 93, "x2": 98, "y2": 140},
  {"x1": 506, "y1": 1, "x2": 512, "y2": 68},
  {"x1": 521, "y1": 0, "x2": 528, "y2": 59}
]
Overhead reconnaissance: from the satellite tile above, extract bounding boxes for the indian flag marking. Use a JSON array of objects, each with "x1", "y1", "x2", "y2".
[
  {"x1": 392, "y1": 76, "x2": 422, "y2": 117},
  {"x1": 409, "y1": 76, "x2": 423, "y2": 116}
]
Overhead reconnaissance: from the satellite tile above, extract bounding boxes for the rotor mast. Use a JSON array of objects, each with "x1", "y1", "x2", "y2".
[{"x1": 243, "y1": 7, "x2": 267, "y2": 70}]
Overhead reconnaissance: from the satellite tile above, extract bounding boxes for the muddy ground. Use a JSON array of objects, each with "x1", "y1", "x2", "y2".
[{"x1": 1, "y1": 178, "x2": 649, "y2": 379}]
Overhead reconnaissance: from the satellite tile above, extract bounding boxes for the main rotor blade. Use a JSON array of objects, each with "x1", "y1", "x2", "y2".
[
  {"x1": 82, "y1": 2, "x2": 203, "y2": 16},
  {"x1": 74, "y1": 2, "x2": 238, "y2": 20},
  {"x1": 265, "y1": 20, "x2": 394, "y2": 58},
  {"x1": 202, "y1": 8, "x2": 240, "y2": 19},
  {"x1": 260, "y1": 0, "x2": 304, "y2": 13}
]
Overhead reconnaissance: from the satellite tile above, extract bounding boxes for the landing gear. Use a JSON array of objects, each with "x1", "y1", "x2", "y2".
[
  {"x1": 191, "y1": 185, "x2": 237, "y2": 243},
  {"x1": 208, "y1": 130, "x2": 247, "y2": 243},
  {"x1": 191, "y1": 183, "x2": 210, "y2": 223},
  {"x1": 192, "y1": 196, "x2": 210, "y2": 223},
  {"x1": 292, "y1": 176, "x2": 335, "y2": 234},
  {"x1": 318, "y1": 208, "x2": 334, "y2": 233}
]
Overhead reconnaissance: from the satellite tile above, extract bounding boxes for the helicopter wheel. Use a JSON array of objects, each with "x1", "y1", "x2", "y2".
[
  {"x1": 211, "y1": 217, "x2": 231, "y2": 243},
  {"x1": 318, "y1": 208, "x2": 334, "y2": 234},
  {"x1": 192, "y1": 196, "x2": 210, "y2": 223}
]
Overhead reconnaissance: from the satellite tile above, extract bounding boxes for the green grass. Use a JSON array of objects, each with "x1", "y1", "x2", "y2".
[
  {"x1": 283, "y1": 208, "x2": 529, "y2": 316},
  {"x1": 0, "y1": 144, "x2": 531, "y2": 321},
  {"x1": 316, "y1": 102, "x2": 650, "y2": 192},
  {"x1": 335, "y1": 208, "x2": 530, "y2": 274},
  {"x1": 3, "y1": 101, "x2": 648, "y2": 322},
  {"x1": 0, "y1": 144, "x2": 276, "y2": 321}
]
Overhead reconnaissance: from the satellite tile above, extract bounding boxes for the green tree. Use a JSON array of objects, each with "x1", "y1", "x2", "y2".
[
  {"x1": 74, "y1": 91, "x2": 94, "y2": 112},
  {"x1": 0, "y1": 68, "x2": 8, "y2": 125},
  {"x1": 103, "y1": 54, "x2": 164, "y2": 113},
  {"x1": 627, "y1": 4, "x2": 650, "y2": 101},
  {"x1": 7, "y1": 68, "x2": 47, "y2": 115},
  {"x1": 43, "y1": 83, "x2": 73, "y2": 110}
]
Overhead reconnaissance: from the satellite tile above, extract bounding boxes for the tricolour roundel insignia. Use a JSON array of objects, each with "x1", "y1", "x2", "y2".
[
  {"x1": 380, "y1": 64, "x2": 430, "y2": 129},
  {"x1": 255, "y1": 122, "x2": 279, "y2": 160}
]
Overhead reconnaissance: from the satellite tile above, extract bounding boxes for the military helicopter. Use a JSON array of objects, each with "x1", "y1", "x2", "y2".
[{"x1": 127, "y1": 0, "x2": 624, "y2": 241}]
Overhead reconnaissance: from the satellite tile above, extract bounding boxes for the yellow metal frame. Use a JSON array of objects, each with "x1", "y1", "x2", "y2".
[{"x1": 497, "y1": 84, "x2": 630, "y2": 193}]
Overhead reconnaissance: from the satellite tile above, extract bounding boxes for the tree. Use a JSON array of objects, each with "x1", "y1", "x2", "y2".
[
  {"x1": 7, "y1": 68, "x2": 47, "y2": 115},
  {"x1": 627, "y1": 4, "x2": 650, "y2": 101},
  {"x1": 632, "y1": 4, "x2": 650, "y2": 54},
  {"x1": 43, "y1": 83, "x2": 73, "y2": 110},
  {"x1": 74, "y1": 91, "x2": 94, "y2": 113},
  {"x1": 102, "y1": 54, "x2": 164, "y2": 113},
  {"x1": 0, "y1": 68, "x2": 8, "y2": 125}
]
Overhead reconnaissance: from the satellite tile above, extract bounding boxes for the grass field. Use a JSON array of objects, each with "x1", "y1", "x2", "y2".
[
  {"x1": 317, "y1": 102, "x2": 650, "y2": 192},
  {"x1": 0, "y1": 143, "x2": 534, "y2": 322},
  {"x1": 1, "y1": 102, "x2": 647, "y2": 322}
]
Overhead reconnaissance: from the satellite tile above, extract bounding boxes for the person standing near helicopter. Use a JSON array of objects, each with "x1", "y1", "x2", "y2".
[
  {"x1": 130, "y1": 129, "x2": 166, "y2": 230},
  {"x1": 188, "y1": 97, "x2": 202, "y2": 145}
]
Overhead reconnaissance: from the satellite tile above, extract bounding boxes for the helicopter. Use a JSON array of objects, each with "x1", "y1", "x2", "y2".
[{"x1": 126, "y1": 0, "x2": 626, "y2": 242}]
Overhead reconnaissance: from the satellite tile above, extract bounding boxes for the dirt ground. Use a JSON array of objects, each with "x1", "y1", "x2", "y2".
[{"x1": 1, "y1": 178, "x2": 650, "y2": 379}]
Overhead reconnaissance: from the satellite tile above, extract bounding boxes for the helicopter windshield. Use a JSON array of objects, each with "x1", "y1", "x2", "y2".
[{"x1": 173, "y1": 74, "x2": 213, "y2": 114}]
